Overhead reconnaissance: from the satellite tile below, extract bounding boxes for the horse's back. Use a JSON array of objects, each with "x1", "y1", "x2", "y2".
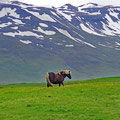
[
  {"x1": 48, "y1": 72, "x2": 55, "y2": 81},
  {"x1": 48, "y1": 72, "x2": 61, "y2": 84},
  {"x1": 48, "y1": 72, "x2": 64, "y2": 84}
]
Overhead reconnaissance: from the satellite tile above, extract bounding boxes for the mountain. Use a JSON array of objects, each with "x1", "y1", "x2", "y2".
[{"x1": 0, "y1": 1, "x2": 120, "y2": 84}]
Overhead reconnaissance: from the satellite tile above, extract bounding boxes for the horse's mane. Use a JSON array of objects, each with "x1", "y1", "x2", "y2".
[{"x1": 58, "y1": 70, "x2": 70, "y2": 75}]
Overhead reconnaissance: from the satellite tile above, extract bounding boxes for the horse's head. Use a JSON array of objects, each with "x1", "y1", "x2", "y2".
[{"x1": 58, "y1": 70, "x2": 72, "y2": 79}]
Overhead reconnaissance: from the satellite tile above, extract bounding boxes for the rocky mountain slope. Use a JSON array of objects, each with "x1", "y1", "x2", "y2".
[{"x1": 0, "y1": 1, "x2": 120, "y2": 84}]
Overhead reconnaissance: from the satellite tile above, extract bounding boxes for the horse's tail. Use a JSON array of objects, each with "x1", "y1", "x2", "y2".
[{"x1": 46, "y1": 72, "x2": 53, "y2": 87}]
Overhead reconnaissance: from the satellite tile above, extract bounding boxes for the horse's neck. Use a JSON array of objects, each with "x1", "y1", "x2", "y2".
[{"x1": 57, "y1": 73, "x2": 66, "y2": 78}]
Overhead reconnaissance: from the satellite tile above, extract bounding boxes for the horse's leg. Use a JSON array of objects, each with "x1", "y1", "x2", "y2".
[
  {"x1": 47, "y1": 83, "x2": 53, "y2": 87},
  {"x1": 59, "y1": 83, "x2": 61, "y2": 87},
  {"x1": 62, "y1": 82, "x2": 64, "y2": 86},
  {"x1": 47, "y1": 83, "x2": 49, "y2": 87}
]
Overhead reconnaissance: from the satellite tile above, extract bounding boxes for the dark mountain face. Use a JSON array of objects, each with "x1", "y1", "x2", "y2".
[{"x1": 0, "y1": 1, "x2": 120, "y2": 84}]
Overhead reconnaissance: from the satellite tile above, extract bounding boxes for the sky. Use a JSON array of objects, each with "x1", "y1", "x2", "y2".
[{"x1": 17, "y1": 0, "x2": 120, "y2": 7}]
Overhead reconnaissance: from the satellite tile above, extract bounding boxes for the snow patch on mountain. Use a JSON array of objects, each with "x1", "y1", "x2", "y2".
[
  {"x1": 84, "y1": 42, "x2": 96, "y2": 48},
  {"x1": 55, "y1": 27, "x2": 76, "y2": 40},
  {"x1": 81, "y1": 11, "x2": 101, "y2": 15},
  {"x1": 51, "y1": 11, "x2": 58, "y2": 16},
  {"x1": 55, "y1": 43, "x2": 63, "y2": 45},
  {"x1": 98, "y1": 43, "x2": 113, "y2": 48},
  {"x1": 78, "y1": 3, "x2": 101, "y2": 10},
  {"x1": 103, "y1": 14, "x2": 120, "y2": 35},
  {"x1": 25, "y1": 16, "x2": 31, "y2": 20},
  {"x1": 0, "y1": 22, "x2": 12, "y2": 28},
  {"x1": 39, "y1": 23, "x2": 48, "y2": 27},
  {"x1": 57, "y1": 9, "x2": 72, "y2": 21},
  {"x1": 65, "y1": 44, "x2": 74, "y2": 47},
  {"x1": 11, "y1": 26, "x2": 18, "y2": 30},
  {"x1": 34, "y1": 27, "x2": 56, "y2": 35},
  {"x1": 80, "y1": 23, "x2": 104, "y2": 36},
  {"x1": 101, "y1": 22, "x2": 114, "y2": 36},
  {"x1": 0, "y1": 8, "x2": 20, "y2": 18},
  {"x1": 25, "y1": 10, "x2": 56, "y2": 22},
  {"x1": 20, "y1": 40, "x2": 32, "y2": 44},
  {"x1": 11, "y1": 18, "x2": 25, "y2": 25},
  {"x1": 3, "y1": 31, "x2": 40, "y2": 38},
  {"x1": 115, "y1": 48, "x2": 120, "y2": 50},
  {"x1": 75, "y1": 38, "x2": 96, "y2": 48},
  {"x1": 109, "y1": 10, "x2": 119, "y2": 19},
  {"x1": 115, "y1": 42, "x2": 120, "y2": 46}
]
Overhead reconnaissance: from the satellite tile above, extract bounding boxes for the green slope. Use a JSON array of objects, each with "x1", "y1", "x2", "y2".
[
  {"x1": 0, "y1": 34, "x2": 120, "y2": 84},
  {"x1": 0, "y1": 77, "x2": 120, "y2": 120},
  {"x1": 0, "y1": 36, "x2": 72, "y2": 84}
]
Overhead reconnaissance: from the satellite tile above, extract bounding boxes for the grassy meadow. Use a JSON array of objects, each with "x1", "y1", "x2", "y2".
[{"x1": 0, "y1": 77, "x2": 120, "y2": 120}]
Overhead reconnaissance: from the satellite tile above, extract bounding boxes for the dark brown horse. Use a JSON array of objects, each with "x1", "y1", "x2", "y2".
[{"x1": 46, "y1": 70, "x2": 71, "y2": 87}]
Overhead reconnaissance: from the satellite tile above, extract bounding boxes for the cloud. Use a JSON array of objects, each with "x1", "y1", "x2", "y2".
[{"x1": 18, "y1": 0, "x2": 120, "y2": 7}]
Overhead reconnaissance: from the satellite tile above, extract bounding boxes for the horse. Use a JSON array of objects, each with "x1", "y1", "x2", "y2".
[{"x1": 46, "y1": 70, "x2": 71, "y2": 87}]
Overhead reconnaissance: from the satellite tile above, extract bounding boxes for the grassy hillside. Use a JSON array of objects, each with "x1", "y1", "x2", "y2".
[
  {"x1": 0, "y1": 35, "x2": 72, "y2": 84},
  {"x1": 0, "y1": 77, "x2": 120, "y2": 120},
  {"x1": 0, "y1": 35, "x2": 120, "y2": 84}
]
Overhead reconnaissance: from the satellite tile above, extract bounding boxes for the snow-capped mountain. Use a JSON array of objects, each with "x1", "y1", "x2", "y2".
[
  {"x1": 1, "y1": 1, "x2": 120, "y2": 49},
  {"x1": 0, "y1": 1, "x2": 120, "y2": 84}
]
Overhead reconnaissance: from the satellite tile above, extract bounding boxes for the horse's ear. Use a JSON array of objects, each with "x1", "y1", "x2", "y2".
[
  {"x1": 61, "y1": 71, "x2": 64, "y2": 75},
  {"x1": 58, "y1": 71, "x2": 62, "y2": 75}
]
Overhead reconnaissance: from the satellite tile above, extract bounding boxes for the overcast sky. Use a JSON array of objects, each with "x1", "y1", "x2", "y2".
[{"x1": 18, "y1": 0, "x2": 120, "y2": 7}]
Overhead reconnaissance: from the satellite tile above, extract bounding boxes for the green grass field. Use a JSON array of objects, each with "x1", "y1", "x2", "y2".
[{"x1": 0, "y1": 77, "x2": 120, "y2": 120}]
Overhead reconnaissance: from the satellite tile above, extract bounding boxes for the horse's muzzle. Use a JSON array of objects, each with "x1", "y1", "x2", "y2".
[{"x1": 67, "y1": 74, "x2": 71, "y2": 79}]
